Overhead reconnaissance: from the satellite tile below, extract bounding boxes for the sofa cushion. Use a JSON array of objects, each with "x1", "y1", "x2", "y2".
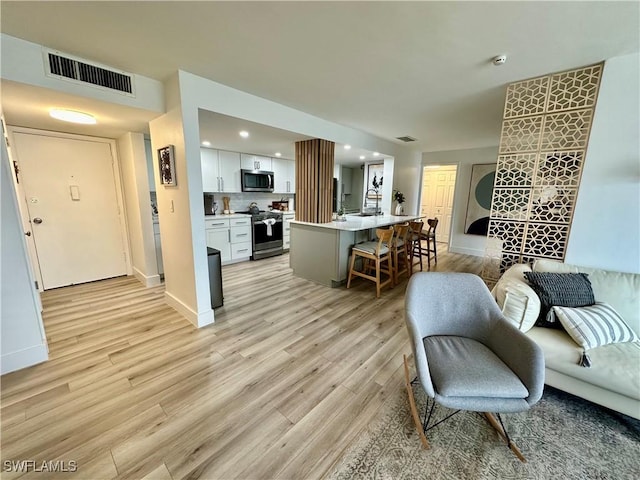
[
  {"x1": 492, "y1": 264, "x2": 541, "y2": 332},
  {"x1": 527, "y1": 326, "x2": 640, "y2": 401},
  {"x1": 533, "y1": 259, "x2": 640, "y2": 336},
  {"x1": 524, "y1": 271, "x2": 595, "y2": 328},
  {"x1": 553, "y1": 302, "x2": 639, "y2": 350}
]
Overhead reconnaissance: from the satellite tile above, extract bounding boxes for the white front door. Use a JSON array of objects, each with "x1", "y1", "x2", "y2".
[
  {"x1": 13, "y1": 132, "x2": 127, "y2": 290},
  {"x1": 420, "y1": 165, "x2": 457, "y2": 244}
]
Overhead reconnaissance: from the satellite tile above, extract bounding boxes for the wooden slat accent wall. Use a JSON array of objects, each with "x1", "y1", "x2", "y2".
[{"x1": 295, "y1": 139, "x2": 335, "y2": 223}]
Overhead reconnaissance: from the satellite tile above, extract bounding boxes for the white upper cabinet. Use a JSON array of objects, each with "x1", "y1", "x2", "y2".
[
  {"x1": 201, "y1": 148, "x2": 241, "y2": 193},
  {"x1": 201, "y1": 148, "x2": 219, "y2": 192},
  {"x1": 272, "y1": 158, "x2": 295, "y2": 194},
  {"x1": 218, "y1": 150, "x2": 241, "y2": 193},
  {"x1": 241, "y1": 154, "x2": 272, "y2": 172}
]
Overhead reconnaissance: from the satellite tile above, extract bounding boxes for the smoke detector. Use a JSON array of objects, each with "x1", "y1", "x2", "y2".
[{"x1": 492, "y1": 55, "x2": 507, "y2": 66}]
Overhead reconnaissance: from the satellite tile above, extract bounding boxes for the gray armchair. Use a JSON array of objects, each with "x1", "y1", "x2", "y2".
[{"x1": 403, "y1": 272, "x2": 544, "y2": 462}]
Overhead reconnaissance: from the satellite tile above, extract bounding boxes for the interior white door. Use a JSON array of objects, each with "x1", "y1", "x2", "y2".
[
  {"x1": 14, "y1": 132, "x2": 127, "y2": 290},
  {"x1": 420, "y1": 165, "x2": 457, "y2": 244}
]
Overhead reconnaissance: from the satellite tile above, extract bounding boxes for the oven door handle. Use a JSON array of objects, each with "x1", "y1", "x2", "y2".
[{"x1": 268, "y1": 174, "x2": 272, "y2": 190}]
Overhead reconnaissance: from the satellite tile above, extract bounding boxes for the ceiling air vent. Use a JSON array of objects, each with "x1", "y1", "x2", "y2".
[
  {"x1": 396, "y1": 136, "x2": 417, "y2": 143},
  {"x1": 45, "y1": 51, "x2": 135, "y2": 96}
]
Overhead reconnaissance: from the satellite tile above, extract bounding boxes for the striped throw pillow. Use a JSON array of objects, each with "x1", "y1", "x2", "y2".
[{"x1": 553, "y1": 302, "x2": 639, "y2": 350}]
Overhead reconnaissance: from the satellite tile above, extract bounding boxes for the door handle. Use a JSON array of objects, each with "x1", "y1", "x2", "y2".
[
  {"x1": 33, "y1": 217, "x2": 43, "y2": 224},
  {"x1": 25, "y1": 231, "x2": 32, "y2": 236}
]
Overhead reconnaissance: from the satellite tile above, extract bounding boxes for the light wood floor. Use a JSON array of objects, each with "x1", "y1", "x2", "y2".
[{"x1": 1, "y1": 245, "x2": 482, "y2": 480}]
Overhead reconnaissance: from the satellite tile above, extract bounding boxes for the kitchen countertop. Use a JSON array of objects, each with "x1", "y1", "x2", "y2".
[
  {"x1": 204, "y1": 213, "x2": 252, "y2": 220},
  {"x1": 290, "y1": 213, "x2": 421, "y2": 232}
]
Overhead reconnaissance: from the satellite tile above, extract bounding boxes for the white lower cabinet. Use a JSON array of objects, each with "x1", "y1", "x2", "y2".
[
  {"x1": 205, "y1": 216, "x2": 252, "y2": 265},
  {"x1": 282, "y1": 212, "x2": 294, "y2": 251}
]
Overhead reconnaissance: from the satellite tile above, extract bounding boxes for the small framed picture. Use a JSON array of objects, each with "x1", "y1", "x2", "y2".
[{"x1": 158, "y1": 145, "x2": 177, "y2": 186}]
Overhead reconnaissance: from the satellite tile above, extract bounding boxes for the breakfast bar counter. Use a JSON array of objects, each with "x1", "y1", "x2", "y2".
[{"x1": 289, "y1": 214, "x2": 421, "y2": 287}]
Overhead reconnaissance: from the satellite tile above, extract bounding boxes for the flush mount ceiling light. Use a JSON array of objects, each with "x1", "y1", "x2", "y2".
[
  {"x1": 239, "y1": 130, "x2": 249, "y2": 138},
  {"x1": 201, "y1": 141, "x2": 211, "y2": 147},
  {"x1": 275, "y1": 152, "x2": 282, "y2": 157},
  {"x1": 359, "y1": 155, "x2": 365, "y2": 160},
  {"x1": 373, "y1": 152, "x2": 380, "y2": 157},
  {"x1": 344, "y1": 145, "x2": 351, "y2": 150},
  {"x1": 49, "y1": 108, "x2": 96, "y2": 124}
]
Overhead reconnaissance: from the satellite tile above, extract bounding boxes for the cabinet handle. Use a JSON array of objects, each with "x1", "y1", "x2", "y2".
[
  {"x1": 237, "y1": 233, "x2": 248, "y2": 237},
  {"x1": 217, "y1": 177, "x2": 221, "y2": 191},
  {"x1": 221, "y1": 177, "x2": 225, "y2": 191},
  {"x1": 228, "y1": 230, "x2": 231, "y2": 242},
  {"x1": 238, "y1": 248, "x2": 249, "y2": 252},
  {"x1": 209, "y1": 222, "x2": 225, "y2": 226}
]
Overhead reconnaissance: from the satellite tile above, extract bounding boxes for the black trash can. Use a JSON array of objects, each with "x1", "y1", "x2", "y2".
[{"x1": 207, "y1": 247, "x2": 224, "y2": 308}]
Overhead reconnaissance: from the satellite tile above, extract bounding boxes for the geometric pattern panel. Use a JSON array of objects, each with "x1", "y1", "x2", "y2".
[
  {"x1": 491, "y1": 188, "x2": 530, "y2": 221},
  {"x1": 504, "y1": 76, "x2": 549, "y2": 118},
  {"x1": 535, "y1": 150, "x2": 584, "y2": 187},
  {"x1": 484, "y1": 63, "x2": 601, "y2": 284},
  {"x1": 528, "y1": 187, "x2": 578, "y2": 224},
  {"x1": 547, "y1": 64, "x2": 602, "y2": 112},
  {"x1": 523, "y1": 223, "x2": 570, "y2": 259},
  {"x1": 499, "y1": 116, "x2": 543, "y2": 154},
  {"x1": 540, "y1": 109, "x2": 593, "y2": 151},
  {"x1": 488, "y1": 219, "x2": 527, "y2": 254},
  {"x1": 495, "y1": 153, "x2": 537, "y2": 188}
]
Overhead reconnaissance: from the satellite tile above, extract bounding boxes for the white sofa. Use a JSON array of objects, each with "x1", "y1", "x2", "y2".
[{"x1": 493, "y1": 259, "x2": 640, "y2": 419}]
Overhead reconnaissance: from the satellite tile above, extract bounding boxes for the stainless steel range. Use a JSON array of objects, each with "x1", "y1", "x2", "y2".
[{"x1": 238, "y1": 210, "x2": 284, "y2": 260}]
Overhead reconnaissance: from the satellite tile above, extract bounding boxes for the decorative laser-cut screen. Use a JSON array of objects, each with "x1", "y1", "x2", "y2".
[{"x1": 482, "y1": 63, "x2": 603, "y2": 284}]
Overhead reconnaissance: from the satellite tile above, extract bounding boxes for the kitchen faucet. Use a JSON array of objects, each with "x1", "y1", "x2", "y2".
[{"x1": 365, "y1": 189, "x2": 381, "y2": 215}]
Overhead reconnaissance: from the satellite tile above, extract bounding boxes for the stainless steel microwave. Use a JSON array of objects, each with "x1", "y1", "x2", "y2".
[{"x1": 241, "y1": 169, "x2": 274, "y2": 192}]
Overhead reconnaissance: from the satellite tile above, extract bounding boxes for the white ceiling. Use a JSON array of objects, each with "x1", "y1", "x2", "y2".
[{"x1": 1, "y1": 1, "x2": 638, "y2": 155}]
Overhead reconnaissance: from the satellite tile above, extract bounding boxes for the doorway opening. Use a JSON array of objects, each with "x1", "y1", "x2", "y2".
[{"x1": 419, "y1": 164, "x2": 458, "y2": 246}]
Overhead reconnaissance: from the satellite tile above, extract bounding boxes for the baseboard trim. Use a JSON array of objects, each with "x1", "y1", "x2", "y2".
[
  {"x1": 1, "y1": 343, "x2": 48, "y2": 375},
  {"x1": 164, "y1": 291, "x2": 214, "y2": 328},
  {"x1": 133, "y1": 267, "x2": 162, "y2": 287},
  {"x1": 448, "y1": 246, "x2": 484, "y2": 257}
]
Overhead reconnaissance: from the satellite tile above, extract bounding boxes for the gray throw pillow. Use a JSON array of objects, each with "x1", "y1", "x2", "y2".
[{"x1": 524, "y1": 272, "x2": 595, "y2": 328}]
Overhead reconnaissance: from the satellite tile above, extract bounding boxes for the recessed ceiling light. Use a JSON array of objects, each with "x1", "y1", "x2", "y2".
[
  {"x1": 239, "y1": 130, "x2": 249, "y2": 138},
  {"x1": 201, "y1": 141, "x2": 211, "y2": 147},
  {"x1": 344, "y1": 145, "x2": 351, "y2": 150},
  {"x1": 275, "y1": 152, "x2": 282, "y2": 157},
  {"x1": 373, "y1": 152, "x2": 380, "y2": 157},
  {"x1": 359, "y1": 155, "x2": 365, "y2": 160},
  {"x1": 49, "y1": 109, "x2": 96, "y2": 125}
]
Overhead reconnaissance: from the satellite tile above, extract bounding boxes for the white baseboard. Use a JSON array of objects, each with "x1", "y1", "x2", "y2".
[
  {"x1": 1, "y1": 343, "x2": 48, "y2": 375},
  {"x1": 448, "y1": 246, "x2": 485, "y2": 257},
  {"x1": 133, "y1": 267, "x2": 162, "y2": 287},
  {"x1": 164, "y1": 291, "x2": 214, "y2": 328}
]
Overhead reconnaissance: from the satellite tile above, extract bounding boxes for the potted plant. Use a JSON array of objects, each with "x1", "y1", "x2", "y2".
[
  {"x1": 393, "y1": 189, "x2": 406, "y2": 215},
  {"x1": 336, "y1": 204, "x2": 346, "y2": 221}
]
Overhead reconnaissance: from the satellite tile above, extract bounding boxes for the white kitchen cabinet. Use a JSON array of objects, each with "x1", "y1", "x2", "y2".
[
  {"x1": 205, "y1": 218, "x2": 231, "y2": 262},
  {"x1": 217, "y1": 150, "x2": 241, "y2": 193},
  {"x1": 282, "y1": 212, "x2": 295, "y2": 251},
  {"x1": 241, "y1": 154, "x2": 272, "y2": 172},
  {"x1": 205, "y1": 216, "x2": 252, "y2": 265},
  {"x1": 272, "y1": 158, "x2": 295, "y2": 194},
  {"x1": 201, "y1": 148, "x2": 220, "y2": 192}
]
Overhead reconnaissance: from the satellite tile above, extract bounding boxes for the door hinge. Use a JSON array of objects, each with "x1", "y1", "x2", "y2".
[
  {"x1": 13, "y1": 160, "x2": 19, "y2": 183},
  {"x1": 34, "y1": 280, "x2": 39, "y2": 290}
]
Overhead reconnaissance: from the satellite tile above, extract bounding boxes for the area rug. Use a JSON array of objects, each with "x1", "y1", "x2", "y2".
[{"x1": 327, "y1": 382, "x2": 640, "y2": 479}]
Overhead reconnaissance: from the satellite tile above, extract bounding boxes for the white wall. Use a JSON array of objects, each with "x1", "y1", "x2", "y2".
[
  {"x1": 422, "y1": 146, "x2": 499, "y2": 256},
  {"x1": 1, "y1": 125, "x2": 48, "y2": 374},
  {"x1": 117, "y1": 132, "x2": 160, "y2": 287},
  {"x1": 566, "y1": 53, "x2": 640, "y2": 273}
]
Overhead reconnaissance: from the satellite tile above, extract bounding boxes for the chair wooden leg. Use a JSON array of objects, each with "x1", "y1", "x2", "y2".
[
  {"x1": 484, "y1": 412, "x2": 526, "y2": 463},
  {"x1": 375, "y1": 257, "x2": 381, "y2": 298},
  {"x1": 433, "y1": 239, "x2": 437, "y2": 264},
  {"x1": 347, "y1": 252, "x2": 357, "y2": 289},
  {"x1": 404, "y1": 355, "x2": 430, "y2": 449}
]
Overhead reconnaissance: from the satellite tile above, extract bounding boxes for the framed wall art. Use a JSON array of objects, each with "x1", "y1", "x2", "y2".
[
  {"x1": 366, "y1": 163, "x2": 384, "y2": 198},
  {"x1": 464, "y1": 163, "x2": 496, "y2": 235},
  {"x1": 158, "y1": 145, "x2": 176, "y2": 186}
]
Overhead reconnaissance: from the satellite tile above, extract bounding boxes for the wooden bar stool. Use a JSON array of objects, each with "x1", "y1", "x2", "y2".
[
  {"x1": 408, "y1": 220, "x2": 424, "y2": 273},
  {"x1": 347, "y1": 227, "x2": 394, "y2": 297},
  {"x1": 424, "y1": 218, "x2": 439, "y2": 266},
  {"x1": 392, "y1": 223, "x2": 411, "y2": 284}
]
